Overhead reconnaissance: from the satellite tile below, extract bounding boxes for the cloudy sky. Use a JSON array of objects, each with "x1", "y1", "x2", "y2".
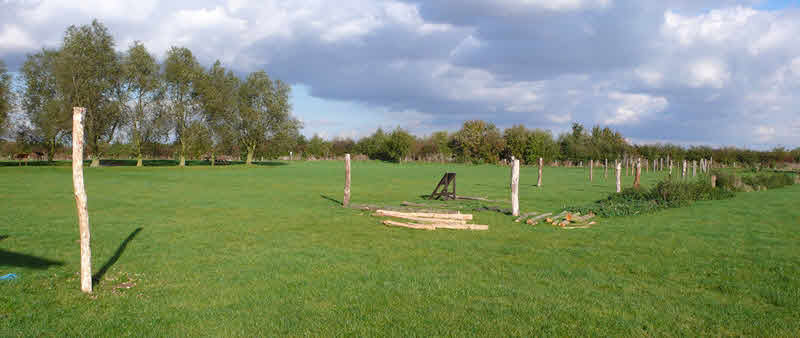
[{"x1": 1, "y1": 0, "x2": 799, "y2": 149}]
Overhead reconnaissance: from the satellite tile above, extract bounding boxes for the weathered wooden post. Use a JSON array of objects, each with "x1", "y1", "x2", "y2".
[
  {"x1": 669, "y1": 160, "x2": 673, "y2": 177},
  {"x1": 693, "y1": 160, "x2": 697, "y2": 177},
  {"x1": 634, "y1": 158, "x2": 642, "y2": 188},
  {"x1": 511, "y1": 159, "x2": 520, "y2": 217},
  {"x1": 343, "y1": 154, "x2": 351, "y2": 207},
  {"x1": 537, "y1": 157, "x2": 543, "y2": 187},
  {"x1": 589, "y1": 159, "x2": 593, "y2": 182},
  {"x1": 72, "y1": 107, "x2": 92, "y2": 294},
  {"x1": 681, "y1": 160, "x2": 686, "y2": 179},
  {"x1": 711, "y1": 175, "x2": 717, "y2": 188},
  {"x1": 616, "y1": 161, "x2": 622, "y2": 193},
  {"x1": 604, "y1": 158, "x2": 608, "y2": 179}
]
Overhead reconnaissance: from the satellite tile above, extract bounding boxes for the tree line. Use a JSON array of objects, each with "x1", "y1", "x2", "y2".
[
  {"x1": 297, "y1": 122, "x2": 799, "y2": 168},
  {"x1": 0, "y1": 21, "x2": 797, "y2": 167},
  {"x1": 0, "y1": 20, "x2": 298, "y2": 166}
]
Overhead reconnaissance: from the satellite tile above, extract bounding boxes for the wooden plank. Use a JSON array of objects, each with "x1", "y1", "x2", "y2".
[
  {"x1": 383, "y1": 220, "x2": 434, "y2": 230},
  {"x1": 376, "y1": 210, "x2": 473, "y2": 220},
  {"x1": 375, "y1": 213, "x2": 467, "y2": 224}
]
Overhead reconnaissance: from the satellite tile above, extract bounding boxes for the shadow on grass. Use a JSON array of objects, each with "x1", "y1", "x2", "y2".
[
  {"x1": 0, "y1": 235, "x2": 7, "y2": 241},
  {"x1": 0, "y1": 248, "x2": 64, "y2": 269},
  {"x1": 0, "y1": 161, "x2": 68, "y2": 167},
  {"x1": 320, "y1": 194, "x2": 342, "y2": 205},
  {"x1": 92, "y1": 227, "x2": 142, "y2": 285}
]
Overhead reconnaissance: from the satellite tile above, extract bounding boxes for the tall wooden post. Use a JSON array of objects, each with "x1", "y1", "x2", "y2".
[
  {"x1": 616, "y1": 161, "x2": 622, "y2": 193},
  {"x1": 693, "y1": 160, "x2": 697, "y2": 177},
  {"x1": 634, "y1": 158, "x2": 642, "y2": 189},
  {"x1": 669, "y1": 160, "x2": 673, "y2": 177},
  {"x1": 537, "y1": 157, "x2": 543, "y2": 187},
  {"x1": 711, "y1": 175, "x2": 717, "y2": 188},
  {"x1": 511, "y1": 159, "x2": 520, "y2": 217},
  {"x1": 343, "y1": 154, "x2": 351, "y2": 207},
  {"x1": 589, "y1": 159, "x2": 593, "y2": 182},
  {"x1": 72, "y1": 107, "x2": 92, "y2": 294},
  {"x1": 604, "y1": 158, "x2": 608, "y2": 179}
]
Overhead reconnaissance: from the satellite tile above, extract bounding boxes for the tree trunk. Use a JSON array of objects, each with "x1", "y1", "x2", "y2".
[
  {"x1": 211, "y1": 152, "x2": 216, "y2": 167},
  {"x1": 179, "y1": 141, "x2": 186, "y2": 167},
  {"x1": 246, "y1": 145, "x2": 255, "y2": 165},
  {"x1": 48, "y1": 138, "x2": 56, "y2": 162},
  {"x1": 604, "y1": 158, "x2": 608, "y2": 179},
  {"x1": 511, "y1": 159, "x2": 520, "y2": 217},
  {"x1": 136, "y1": 153, "x2": 143, "y2": 167},
  {"x1": 634, "y1": 158, "x2": 642, "y2": 188},
  {"x1": 616, "y1": 161, "x2": 622, "y2": 193},
  {"x1": 344, "y1": 154, "x2": 351, "y2": 207},
  {"x1": 90, "y1": 156, "x2": 100, "y2": 167},
  {"x1": 537, "y1": 157, "x2": 543, "y2": 187},
  {"x1": 72, "y1": 107, "x2": 92, "y2": 294},
  {"x1": 589, "y1": 159, "x2": 593, "y2": 182}
]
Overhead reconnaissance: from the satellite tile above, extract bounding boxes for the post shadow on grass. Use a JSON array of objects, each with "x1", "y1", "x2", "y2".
[
  {"x1": 0, "y1": 246, "x2": 64, "y2": 269},
  {"x1": 92, "y1": 227, "x2": 142, "y2": 285},
  {"x1": 320, "y1": 194, "x2": 342, "y2": 205}
]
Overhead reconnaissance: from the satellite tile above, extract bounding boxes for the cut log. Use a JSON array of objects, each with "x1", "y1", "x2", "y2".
[
  {"x1": 374, "y1": 212, "x2": 467, "y2": 225},
  {"x1": 514, "y1": 211, "x2": 540, "y2": 223},
  {"x1": 376, "y1": 210, "x2": 473, "y2": 220},
  {"x1": 383, "y1": 220, "x2": 434, "y2": 230},
  {"x1": 526, "y1": 212, "x2": 553, "y2": 224}
]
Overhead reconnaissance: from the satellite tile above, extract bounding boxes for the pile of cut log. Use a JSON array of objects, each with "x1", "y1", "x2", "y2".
[
  {"x1": 375, "y1": 210, "x2": 488, "y2": 231},
  {"x1": 525, "y1": 211, "x2": 596, "y2": 229}
]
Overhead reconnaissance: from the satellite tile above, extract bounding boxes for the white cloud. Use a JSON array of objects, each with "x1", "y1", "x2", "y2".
[
  {"x1": 754, "y1": 125, "x2": 776, "y2": 143},
  {"x1": 687, "y1": 59, "x2": 730, "y2": 88},
  {"x1": 663, "y1": 7, "x2": 759, "y2": 47},
  {"x1": 0, "y1": 24, "x2": 36, "y2": 51},
  {"x1": 604, "y1": 92, "x2": 668, "y2": 125}
]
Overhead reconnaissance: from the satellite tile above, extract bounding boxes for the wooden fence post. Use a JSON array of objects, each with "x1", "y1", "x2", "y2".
[
  {"x1": 343, "y1": 154, "x2": 351, "y2": 207},
  {"x1": 537, "y1": 157, "x2": 543, "y2": 187},
  {"x1": 693, "y1": 160, "x2": 697, "y2": 177},
  {"x1": 589, "y1": 159, "x2": 593, "y2": 182},
  {"x1": 72, "y1": 107, "x2": 92, "y2": 294},
  {"x1": 634, "y1": 158, "x2": 642, "y2": 188},
  {"x1": 616, "y1": 161, "x2": 622, "y2": 193},
  {"x1": 511, "y1": 159, "x2": 520, "y2": 217},
  {"x1": 711, "y1": 175, "x2": 717, "y2": 188},
  {"x1": 604, "y1": 158, "x2": 608, "y2": 179}
]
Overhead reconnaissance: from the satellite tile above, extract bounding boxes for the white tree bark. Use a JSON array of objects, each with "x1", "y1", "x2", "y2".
[
  {"x1": 537, "y1": 157, "x2": 543, "y2": 187},
  {"x1": 343, "y1": 154, "x2": 351, "y2": 207},
  {"x1": 511, "y1": 159, "x2": 520, "y2": 217},
  {"x1": 72, "y1": 107, "x2": 92, "y2": 294}
]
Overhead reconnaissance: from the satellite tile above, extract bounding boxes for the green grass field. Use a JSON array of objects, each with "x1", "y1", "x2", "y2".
[{"x1": 2, "y1": 161, "x2": 799, "y2": 336}]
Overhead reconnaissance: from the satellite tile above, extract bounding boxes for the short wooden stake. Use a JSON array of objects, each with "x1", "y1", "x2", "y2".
[
  {"x1": 343, "y1": 154, "x2": 351, "y2": 207},
  {"x1": 711, "y1": 175, "x2": 717, "y2": 188},
  {"x1": 537, "y1": 157, "x2": 543, "y2": 187},
  {"x1": 72, "y1": 107, "x2": 92, "y2": 294},
  {"x1": 511, "y1": 159, "x2": 520, "y2": 217},
  {"x1": 616, "y1": 161, "x2": 622, "y2": 193}
]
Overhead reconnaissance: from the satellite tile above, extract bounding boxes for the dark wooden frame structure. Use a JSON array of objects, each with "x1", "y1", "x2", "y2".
[{"x1": 429, "y1": 173, "x2": 456, "y2": 200}]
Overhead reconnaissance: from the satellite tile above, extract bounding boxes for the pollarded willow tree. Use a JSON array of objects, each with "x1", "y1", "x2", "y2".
[
  {"x1": 196, "y1": 60, "x2": 239, "y2": 166},
  {"x1": 164, "y1": 46, "x2": 202, "y2": 167},
  {"x1": 233, "y1": 71, "x2": 299, "y2": 165},
  {"x1": 0, "y1": 60, "x2": 13, "y2": 136},
  {"x1": 120, "y1": 41, "x2": 167, "y2": 167},
  {"x1": 20, "y1": 49, "x2": 71, "y2": 161},
  {"x1": 57, "y1": 20, "x2": 123, "y2": 167}
]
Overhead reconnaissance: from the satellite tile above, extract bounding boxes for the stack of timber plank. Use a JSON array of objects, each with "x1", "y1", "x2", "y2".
[{"x1": 375, "y1": 210, "x2": 488, "y2": 231}]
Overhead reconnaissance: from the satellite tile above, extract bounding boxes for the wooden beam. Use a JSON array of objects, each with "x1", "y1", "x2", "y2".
[{"x1": 376, "y1": 210, "x2": 473, "y2": 221}]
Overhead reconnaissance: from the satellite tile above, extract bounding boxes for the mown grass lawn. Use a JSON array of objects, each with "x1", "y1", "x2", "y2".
[{"x1": 1, "y1": 161, "x2": 798, "y2": 336}]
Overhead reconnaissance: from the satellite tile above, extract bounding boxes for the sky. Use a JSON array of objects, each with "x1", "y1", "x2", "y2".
[{"x1": 1, "y1": 0, "x2": 799, "y2": 149}]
